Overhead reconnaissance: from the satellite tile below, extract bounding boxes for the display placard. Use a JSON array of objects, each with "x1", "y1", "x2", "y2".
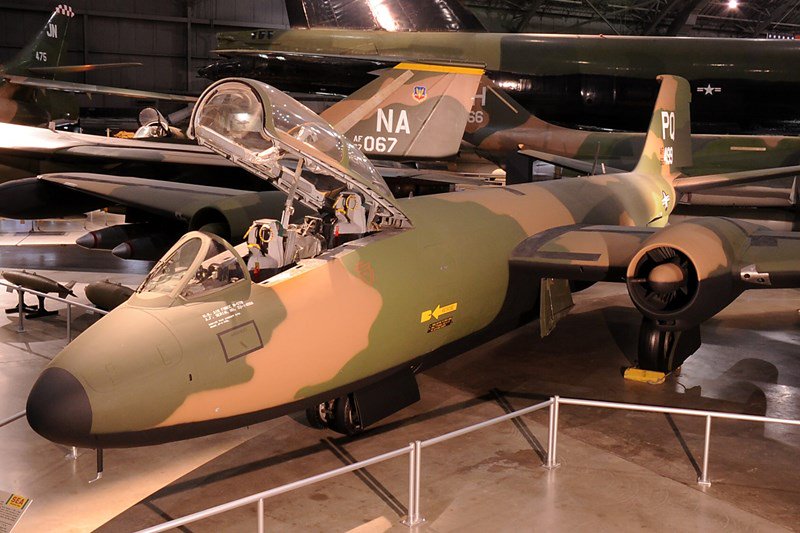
[{"x1": 0, "y1": 491, "x2": 32, "y2": 533}]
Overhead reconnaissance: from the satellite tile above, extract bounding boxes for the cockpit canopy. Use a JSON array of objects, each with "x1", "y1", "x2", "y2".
[
  {"x1": 188, "y1": 78, "x2": 409, "y2": 226},
  {"x1": 134, "y1": 232, "x2": 249, "y2": 306}
]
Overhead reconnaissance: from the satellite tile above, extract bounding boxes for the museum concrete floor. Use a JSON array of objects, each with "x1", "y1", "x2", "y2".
[{"x1": 1, "y1": 221, "x2": 799, "y2": 532}]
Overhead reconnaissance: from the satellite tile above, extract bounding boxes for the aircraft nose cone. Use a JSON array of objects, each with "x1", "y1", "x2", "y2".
[{"x1": 27, "y1": 367, "x2": 93, "y2": 447}]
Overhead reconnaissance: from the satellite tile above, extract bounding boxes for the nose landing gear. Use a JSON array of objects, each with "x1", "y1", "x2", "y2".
[{"x1": 305, "y1": 395, "x2": 363, "y2": 436}]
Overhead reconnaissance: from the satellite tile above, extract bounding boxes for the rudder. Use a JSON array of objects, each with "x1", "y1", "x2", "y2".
[
  {"x1": 323, "y1": 62, "x2": 484, "y2": 159},
  {"x1": 633, "y1": 75, "x2": 692, "y2": 179},
  {"x1": 3, "y1": 5, "x2": 74, "y2": 77}
]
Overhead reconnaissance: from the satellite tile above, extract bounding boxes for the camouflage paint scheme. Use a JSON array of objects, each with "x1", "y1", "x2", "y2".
[
  {"x1": 206, "y1": 27, "x2": 800, "y2": 133},
  {"x1": 321, "y1": 62, "x2": 483, "y2": 159},
  {"x1": 216, "y1": 29, "x2": 800, "y2": 83},
  {"x1": 464, "y1": 76, "x2": 800, "y2": 177},
  {"x1": 212, "y1": 29, "x2": 800, "y2": 179},
  {"x1": 26, "y1": 75, "x2": 800, "y2": 448}
]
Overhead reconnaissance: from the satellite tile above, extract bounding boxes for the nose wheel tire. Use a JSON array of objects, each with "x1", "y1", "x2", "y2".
[
  {"x1": 330, "y1": 395, "x2": 362, "y2": 436},
  {"x1": 305, "y1": 400, "x2": 334, "y2": 429}
]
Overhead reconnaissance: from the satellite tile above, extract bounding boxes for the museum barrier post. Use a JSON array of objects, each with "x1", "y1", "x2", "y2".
[
  {"x1": 16, "y1": 289, "x2": 24, "y2": 332},
  {"x1": 699, "y1": 415, "x2": 712, "y2": 487},
  {"x1": 403, "y1": 440, "x2": 424, "y2": 526},
  {"x1": 1, "y1": 281, "x2": 108, "y2": 344},
  {"x1": 545, "y1": 395, "x2": 560, "y2": 469},
  {"x1": 0, "y1": 410, "x2": 25, "y2": 428},
  {"x1": 132, "y1": 397, "x2": 800, "y2": 532},
  {"x1": 66, "y1": 304, "x2": 72, "y2": 341}
]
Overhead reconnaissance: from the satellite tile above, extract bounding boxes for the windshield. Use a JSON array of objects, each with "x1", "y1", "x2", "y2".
[
  {"x1": 180, "y1": 239, "x2": 246, "y2": 299},
  {"x1": 137, "y1": 234, "x2": 247, "y2": 299},
  {"x1": 138, "y1": 238, "x2": 202, "y2": 295}
]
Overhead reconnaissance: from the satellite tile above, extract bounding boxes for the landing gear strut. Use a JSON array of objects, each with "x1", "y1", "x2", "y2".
[{"x1": 636, "y1": 318, "x2": 701, "y2": 373}]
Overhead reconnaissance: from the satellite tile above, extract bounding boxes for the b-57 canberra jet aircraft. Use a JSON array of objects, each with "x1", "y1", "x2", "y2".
[{"x1": 26, "y1": 74, "x2": 800, "y2": 454}]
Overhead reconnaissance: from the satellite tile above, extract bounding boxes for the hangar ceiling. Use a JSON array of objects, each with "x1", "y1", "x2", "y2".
[{"x1": 467, "y1": 0, "x2": 800, "y2": 37}]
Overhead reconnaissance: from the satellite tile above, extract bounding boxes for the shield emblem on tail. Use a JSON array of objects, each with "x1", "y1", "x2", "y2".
[{"x1": 412, "y1": 86, "x2": 427, "y2": 102}]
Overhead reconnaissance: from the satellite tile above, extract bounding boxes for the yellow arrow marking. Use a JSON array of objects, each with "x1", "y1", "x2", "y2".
[
  {"x1": 421, "y1": 302, "x2": 458, "y2": 323},
  {"x1": 433, "y1": 302, "x2": 457, "y2": 320}
]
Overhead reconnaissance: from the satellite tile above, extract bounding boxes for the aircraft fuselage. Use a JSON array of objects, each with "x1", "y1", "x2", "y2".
[{"x1": 27, "y1": 171, "x2": 668, "y2": 447}]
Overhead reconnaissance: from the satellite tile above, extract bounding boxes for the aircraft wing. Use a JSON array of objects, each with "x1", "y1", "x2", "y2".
[
  {"x1": 519, "y1": 149, "x2": 626, "y2": 175},
  {"x1": 673, "y1": 164, "x2": 800, "y2": 192},
  {"x1": 27, "y1": 62, "x2": 144, "y2": 74},
  {"x1": 739, "y1": 230, "x2": 800, "y2": 288},
  {"x1": 510, "y1": 225, "x2": 657, "y2": 282},
  {"x1": 511, "y1": 222, "x2": 800, "y2": 290},
  {"x1": 213, "y1": 48, "x2": 457, "y2": 66},
  {"x1": 2, "y1": 74, "x2": 196, "y2": 103},
  {"x1": 0, "y1": 122, "x2": 235, "y2": 168},
  {"x1": 36, "y1": 173, "x2": 247, "y2": 219},
  {"x1": 374, "y1": 165, "x2": 498, "y2": 186}
]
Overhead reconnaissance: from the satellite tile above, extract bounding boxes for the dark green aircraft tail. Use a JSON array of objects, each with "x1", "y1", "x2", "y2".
[
  {"x1": 462, "y1": 76, "x2": 533, "y2": 149},
  {"x1": 2, "y1": 5, "x2": 74, "y2": 78},
  {"x1": 632, "y1": 75, "x2": 693, "y2": 179}
]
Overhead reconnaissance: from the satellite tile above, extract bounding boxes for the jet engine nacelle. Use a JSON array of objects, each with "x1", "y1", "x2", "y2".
[{"x1": 626, "y1": 218, "x2": 753, "y2": 330}]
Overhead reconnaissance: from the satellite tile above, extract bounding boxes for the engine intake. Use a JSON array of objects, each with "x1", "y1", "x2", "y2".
[{"x1": 626, "y1": 218, "x2": 752, "y2": 330}]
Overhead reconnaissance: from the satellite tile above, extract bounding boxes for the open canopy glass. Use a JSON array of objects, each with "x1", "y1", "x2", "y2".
[{"x1": 188, "y1": 78, "x2": 409, "y2": 226}]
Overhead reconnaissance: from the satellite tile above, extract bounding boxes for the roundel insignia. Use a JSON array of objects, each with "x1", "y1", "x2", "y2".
[{"x1": 412, "y1": 86, "x2": 427, "y2": 102}]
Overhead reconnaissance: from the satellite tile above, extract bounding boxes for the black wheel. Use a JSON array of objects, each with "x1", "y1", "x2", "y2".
[
  {"x1": 305, "y1": 400, "x2": 334, "y2": 429},
  {"x1": 637, "y1": 318, "x2": 701, "y2": 373},
  {"x1": 330, "y1": 395, "x2": 362, "y2": 435},
  {"x1": 637, "y1": 320, "x2": 672, "y2": 373}
]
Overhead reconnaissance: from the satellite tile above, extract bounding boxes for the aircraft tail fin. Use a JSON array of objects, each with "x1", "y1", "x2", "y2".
[
  {"x1": 323, "y1": 63, "x2": 484, "y2": 159},
  {"x1": 463, "y1": 76, "x2": 533, "y2": 149},
  {"x1": 632, "y1": 75, "x2": 692, "y2": 180},
  {"x1": 3, "y1": 5, "x2": 74, "y2": 78},
  {"x1": 285, "y1": 0, "x2": 485, "y2": 31}
]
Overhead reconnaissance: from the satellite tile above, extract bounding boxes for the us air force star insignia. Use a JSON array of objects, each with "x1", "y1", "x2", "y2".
[
  {"x1": 696, "y1": 84, "x2": 721, "y2": 96},
  {"x1": 661, "y1": 190, "x2": 671, "y2": 210}
]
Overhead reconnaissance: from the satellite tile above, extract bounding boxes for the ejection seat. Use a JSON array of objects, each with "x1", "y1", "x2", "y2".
[{"x1": 246, "y1": 216, "x2": 327, "y2": 282}]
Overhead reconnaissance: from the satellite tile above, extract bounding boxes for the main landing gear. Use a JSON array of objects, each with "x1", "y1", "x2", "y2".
[
  {"x1": 306, "y1": 395, "x2": 363, "y2": 436},
  {"x1": 635, "y1": 318, "x2": 701, "y2": 374}
]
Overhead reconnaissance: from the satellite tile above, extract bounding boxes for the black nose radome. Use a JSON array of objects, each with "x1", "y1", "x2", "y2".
[{"x1": 27, "y1": 367, "x2": 92, "y2": 447}]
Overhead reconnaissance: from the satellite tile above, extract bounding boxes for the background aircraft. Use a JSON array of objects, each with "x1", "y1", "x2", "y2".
[
  {"x1": 0, "y1": 4, "x2": 194, "y2": 127},
  {"x1": 459, "y1": 77, "x2": 800, "y2": 209},
  {"x1": 202, "y1": 0, "x2": 800, "y2": 135},
  {"x1": 24, "y1": 74, "x2": 800, "y2": 454},
  {"x1": 0, "y1": 64, "x2": 483, "y2": 260}
]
